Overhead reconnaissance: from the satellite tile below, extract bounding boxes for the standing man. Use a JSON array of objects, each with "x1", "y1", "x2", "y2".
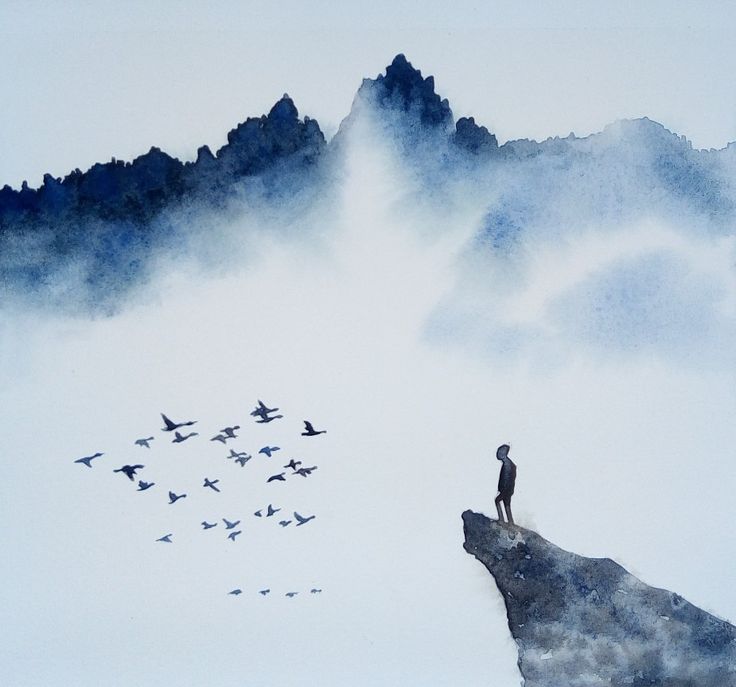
[{"x1": 495, "y1": 444, "x2": 517, "y2": 525}]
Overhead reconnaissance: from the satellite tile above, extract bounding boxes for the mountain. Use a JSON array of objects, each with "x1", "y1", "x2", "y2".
[{"x1": 462, "y1": 510, "x2": 736, "y2": 686}]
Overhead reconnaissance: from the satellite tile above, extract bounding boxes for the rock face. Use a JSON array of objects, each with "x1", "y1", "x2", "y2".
[{"x1": 462, "y1": 510, "x2": 736, "y2": 686}]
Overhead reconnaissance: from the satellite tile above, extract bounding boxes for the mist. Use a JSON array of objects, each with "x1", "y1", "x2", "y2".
[{"x1": 2, "y1": 103, "x2": 735, "y2": 687}]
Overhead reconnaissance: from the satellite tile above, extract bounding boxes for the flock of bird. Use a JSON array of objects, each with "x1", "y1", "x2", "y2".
[{"x1": 74, "y1": 400, "x2": 327, "y2": 597}]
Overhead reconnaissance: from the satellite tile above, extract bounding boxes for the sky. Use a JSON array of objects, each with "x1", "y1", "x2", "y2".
[
  {"x1": 1, "y1": 1, "x2": 736, "y2": 187},
  {"x1": 2, "y1": 3, "x2": 736, "y2": 687}
]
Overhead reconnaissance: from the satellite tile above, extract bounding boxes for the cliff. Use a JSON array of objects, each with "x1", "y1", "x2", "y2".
[{"x1": 462, "y1": 510, "x2": 736, "y2": 686}]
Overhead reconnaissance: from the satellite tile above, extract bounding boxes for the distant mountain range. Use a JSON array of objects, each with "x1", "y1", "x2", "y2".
[{"x1": 1, "y1": 54, "x2": 734, "y2": 311}]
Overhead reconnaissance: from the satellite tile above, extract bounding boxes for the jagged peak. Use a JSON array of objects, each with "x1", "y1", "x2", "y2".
[{"x1": 358, "y1": 53, "x2": 453, "y2": 129}]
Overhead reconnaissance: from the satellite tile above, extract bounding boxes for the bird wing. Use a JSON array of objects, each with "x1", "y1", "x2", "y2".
[
  {"x1": 161, "y1": 413, "x2": 176, "y2": 430},
  {"x1": 304, "y1": 421, "x2": 314, "y2": 432},
  {"x1": 294, "y1": 512, "x2": 305, "y2": 523}
]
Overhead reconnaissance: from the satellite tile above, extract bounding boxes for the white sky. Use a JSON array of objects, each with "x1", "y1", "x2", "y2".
[
  {"x1": 2, "y1": 4, "x2": 736, "y2": 686},
  {"x1": 1, "y1": 1, "x2": 736, "y2": 187}
]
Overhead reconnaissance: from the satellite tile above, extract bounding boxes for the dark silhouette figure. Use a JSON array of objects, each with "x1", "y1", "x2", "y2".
[
  {"x1": 137, "y1": 480, "x2": 155, "y2": 491},
  {"x1": 259, "y1": 446, "x2": 281, "y2": 457},
  {"x1": 203, "y1": 478, "x2": 221, "y2": 492},
  {"x1": 256, "y1": 414, "x2": 283, "y2": 424},
  {"x1": 114, "y1": 464, "x2": 144, "y2": 480},
  {"x1": 74, "y1": 452, "x2": 103, "y2": 467},
  {"x1": 251, "y1": 400, "x2": 279, "y2": 421},
  {"x1": 210, "y1": 434, "x2": 229, "y2": 444},
  {"x1": 160, "y1": 413, "x2": 197, "y2": 432},
  {"x1": 201, "y1": 521, "x2": 217, "y2": 529},
  {"x1": 301, "y1": 420, "x2": 326, "y2": 436},
  {"x1": 284, "y1": 459, "x2": 302, "y2": 471},
  {"x1": 494, "y1": 444, "x2": 517, "y2": 525},
  {"x1": 135, "y1": 437, "x2": 154, "y2": 448},
  {"x1": 234, "y1": 454, "x2": 252, "y2": 467},
  {"x1": 220, "y1": 425, "x2": 240, "y2": 438},
  {"x1": 295, "y1": 465, "x2": 318, "y2": 477},
  {"x1": 229, "y1": 589, "x2": 242, "y2": 596},
  {"x1": 168, "y1": 490, "x2": 187, "y2": 504},
  {"x1": 156, "y1": 534, "x2": 173, "y2": 543},
  {"x1": 294, "y1": 511, "x2": 315, "y2": 526},
  {"x1": 259, "y1": 589, "x2": 270, "y2": 596},
  {"x1": 267, "y1": 472, "x2": 286, "y2": 483},
  {"x1": 172, "y1": 430, "x2": 198, "y2": 443},
  {"x1": 266, "y1": 504, "x2": 280, "y2": 517},
  {"x1": 223, "y1": 518, "x2": 240, "y2": 529},
  {"x1": 227, "y1": 530, "x2": 242, "y2": 542}
]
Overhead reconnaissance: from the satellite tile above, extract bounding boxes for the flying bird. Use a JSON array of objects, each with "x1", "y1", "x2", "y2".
[
  {"x1": 201, "y1": 521, "x2": 217, "y2": 529},
  {"x1": 228, "y1": 530, "x2": 242, "y2": 542},
  {"x1": 234, "y1": 454, "x2": 252, "y2": 467},
  {"x1": 279, "y1": 520, "x2": 292, "y2": 527},
  {"x1": 220, "y1": 426, "x2": 240, "y2": 438},
  {"x1": 203, "y1": 478, "x2": 221, "y2": 492},
  {"x1": 250, "y1": 400, "x2": 279, "y2": 420},
  {"x1": 229, "y1": 589, "x2": 242, "y2": 596},
  {"x1": 295, "y1": 466, "x2": 318, "y2": 477},
  {"x1": 254, "y1": 509, "x2": 263, "y2": 517},
  {"x1": 285, "y1": 592, "x2": 298, "y2": 598},
  {"x1": 294, "y1": 511, "x2": 316, "y2": 526},
  {"x1": 74, "y1": 452, "x2": 103, "y2": 468},
  {"x1": 114, "y1": 464, "x2": 144, "y2": 480},
  {"x1": 210, "y1": 434, "x2": 229, "y2": 444},
  {"x1": 259, "y1": 446, "x2": 281, "y2": 458},
  {"x1": 267, "y1": 473, "x2": 286, "y2": 483},
  {"x1": 137, "y1": 480, "x2": 155, "y2": 491},
  {"x1": 266, "y1": 504, "x2": 281, "y2": 517},
  {"x1": 255, "y1": 414, "x2": 283, "y2": 424},
  {"x1": 284, "y1": 459, "x2": 302, "y2": 471},
  {"x1": 135, "y1": 437, "x2": 154, "y2": 448},
  {"x1": 161, "y1": 413, "x2": 197, "y2": 432},
  {"x1": 301, "y1": 420, "x2": 326, "y2": 437},
  {"x1": 310, "y1": 588, "x2": 322, "y2": 594},
  {"x1": 223, "y1": 518, "x2": 241, "y2": 530},
  {"x1": 156, "y1": 534, "x2": 173, "y2": 543},
  {"x1": 168, "y1": 491, "x2": 187, "y2": 504},
  {"x1": 259, "y1": 589, "x2": 270, "y2": 596},
  {"x1": 172, "y1": 430, "x2": 198, "y2": 443},
  {"x1": 227, "y1": 449, "x2": 250, "y2": 460}
]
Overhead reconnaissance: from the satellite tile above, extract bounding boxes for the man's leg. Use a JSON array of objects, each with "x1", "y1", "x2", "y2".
[
  {"x1": 495, "y1": 493, "x2": 506, "y2": 522},
  {"x1": 503, "y1": 494, "x2": 514, "y2": 525}
]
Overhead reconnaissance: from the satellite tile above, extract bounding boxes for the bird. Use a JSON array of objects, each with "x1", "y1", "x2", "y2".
[
  {"x1": 156, "y1": 534, "x2": 173, "y2": 543},
  {"x1": 161, "y1": 413, "x2": 197, "y2": 432},
  {"x1": 302, "y1": 420, "x2": 326, "y2": 436},
  {"x1": 234, "y1": 454, "x2": 252, "y2": 467},
  {"x1": 227, "y1": 449, "x2": 249, "y2": 461},
  {"x1": 259, "y1": 446, "x2": 281, "y2": 458},
  {"x1": 279, "y1": 520, "x2": 292, "y2": 527},
  {"x1": 259, "y1": 589, "x2": 270, "y2": 596},
  {"x1": 74, "y1": 452, "x2": 103, "y2": 468},
  {"x1": 310, "y1": 588, "x2": 322, "y2": 594},
  {"x1": 220, "y1": 426, "x2": 240, "y2": 438},
  {"x1": 266, "y1": 504, "x2": 281, "y2": 517},
  {"x1": 137, "y1": 480, "x2": 155, "y2": 491},
  {"x1": 173, "y1": 430, "x2": 198, "y2": 443},
  {"x1": 223, "y1": 518, "x2": 240, "y2": 529},
  {"x1": 135, "y1": 437, "x2": 154, "y2": 448},
  {"x1": 295, "y1": 466, "x2": 318, "y2": 477},
  {"x1": 284, "y1": 459, "x2": 302, "y2": 471},
  {"x1": 254, "y1": 509, "x2": 263, "y2": 517},
  {"x1": 255, "y1": 414, "x2": 283, "y2": 424},
  {"x1": 267, "y1": 473, "x2": 286, "y2": 483},
  {"x1": 294, "y1": 511, "x2": 316, "y2": 526},
  {"x1": 114, "y1": 464, "x2": 144, "y2": 481},
  {"x1": 285, "y1": 592, "x2": 298, "y2": 598},
  {"x1": 168, "y1": 491, "x2": 187, "y2": 504},
  {"x1": 250, "y1": 400, "x2": 279, "y2": 420},
  {"x1": 229, "y1": 589, "x2": 242, "y2": 596},
  {"x1": 201, "y1": 521, "x2": 217, "y2": 529},
  {"x1": 228, "y1": 530, "x2": 242, "y2": 542},
  {"x1": 203, "y1": 478, "x2": 221, "y2": 492},
  {"x1": 210, "y1": 434, "x2": 229, "y2": 444}
]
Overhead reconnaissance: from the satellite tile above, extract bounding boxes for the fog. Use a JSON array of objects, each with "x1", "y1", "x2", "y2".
[{"x1": 1, "y1": 112, "x2": 735, "y2": 687}]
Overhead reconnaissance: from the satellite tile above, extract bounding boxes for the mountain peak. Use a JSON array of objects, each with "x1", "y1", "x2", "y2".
[
  {"x1": 463, "y1": 510, "x2": 736, "y2": 686},
  {"x1": 359, "y1": 53, "x2": 453, "y2": 129}
]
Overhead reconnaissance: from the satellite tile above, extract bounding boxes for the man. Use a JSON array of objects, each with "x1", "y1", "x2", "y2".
[{"x1": 494, "y1": 444, "x2": 516, "y2": 525}]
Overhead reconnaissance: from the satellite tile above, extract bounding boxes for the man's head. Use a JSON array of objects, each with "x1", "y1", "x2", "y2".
[{"x1": 496, "y1": 444, "x2": 510, "y2": 460}]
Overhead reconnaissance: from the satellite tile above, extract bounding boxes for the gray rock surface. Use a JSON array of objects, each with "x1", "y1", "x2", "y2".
[{"x1": 462, "y1": 510, "x2": 736, "y2": 686}]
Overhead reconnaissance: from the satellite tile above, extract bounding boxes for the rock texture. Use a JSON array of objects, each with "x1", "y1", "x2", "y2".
[{"x1": 462, "y1": 510, "x2": 736, "y2": 686}]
